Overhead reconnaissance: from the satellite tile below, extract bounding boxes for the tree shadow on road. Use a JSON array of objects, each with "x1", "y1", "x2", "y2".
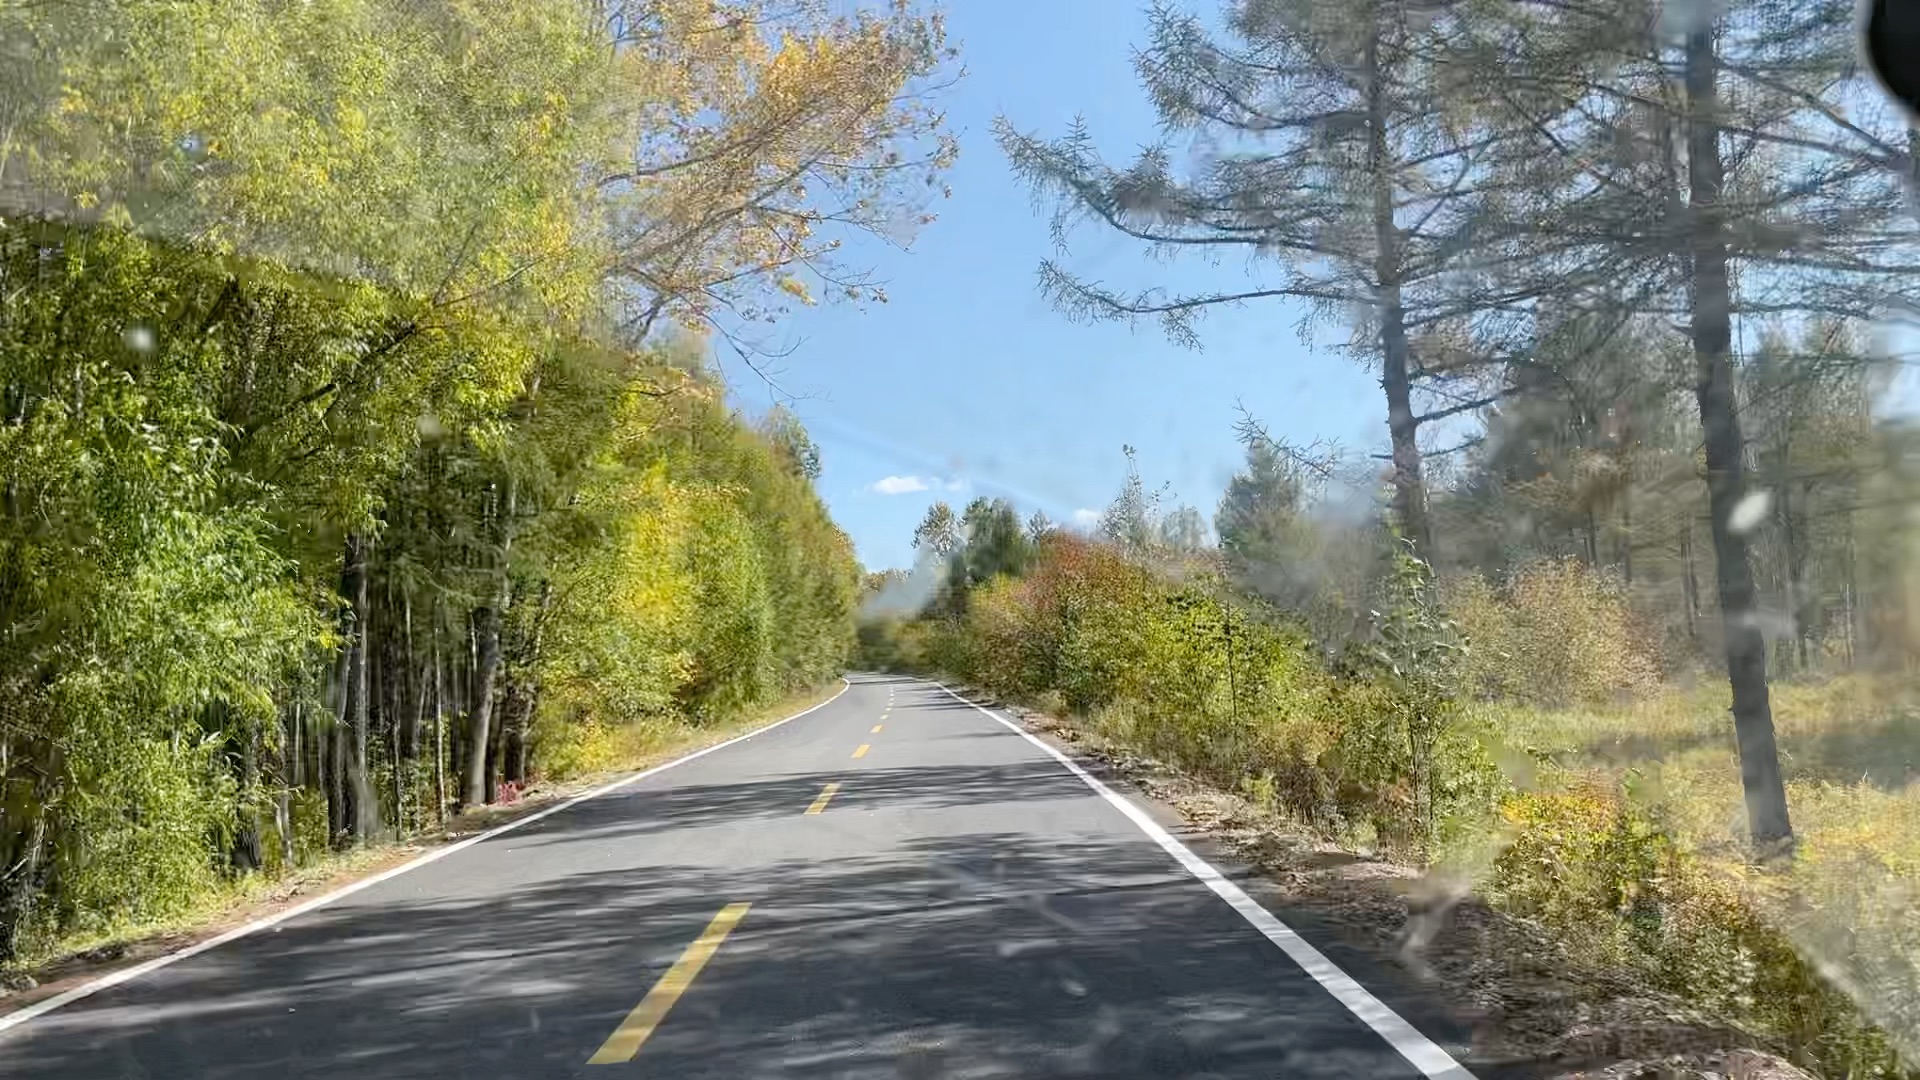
[{"x1": 14, "y1": 826, "x2": 1445, "y2": 1080}]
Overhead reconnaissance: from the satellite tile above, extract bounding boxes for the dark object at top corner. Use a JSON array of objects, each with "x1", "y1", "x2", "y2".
[{"x1": 1864, "y1": 0, "x2": 1920, "y2": 122}]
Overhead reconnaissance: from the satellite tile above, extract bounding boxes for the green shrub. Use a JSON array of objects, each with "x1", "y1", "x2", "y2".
[
  {"x1": 965, "y1": 575, "x2": 1046, "y2": 697},
  {"x1": 854, "y1": 616, "x2": 911, "y2": 671},
  {"x1": 1487, "y1": 779, "x2": 1905, "y2": 1078},
  {"x1": 865, "y1": 519, "x2": 1914, "y2": 1074},
  {"x1": 532, "y1": 713, "x2": 687, "y2": 782},
  {"x1": 866, "y1": 525, "x2": 1913, "y2": 1077},
  {"x1": 47, "y1": 726, "x2": 236, "y2": 943},
  {"x1": 1451, "y1": 559, "x2": 1661, "y2": 707},
  {"x1": 918, "y1": 616, "x2": 976, "y2": 680},
  {"x1": 873, "y1": 534, "x2": 1501, "y2": 856}
]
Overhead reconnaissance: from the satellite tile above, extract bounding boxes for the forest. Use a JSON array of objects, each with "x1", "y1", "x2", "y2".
[
  {"x1": 859, "y1": 0, "x2": 1920, "y2": 1076},
  {"x1": 0, "y1": 0, "x2": 951, "y2": 968}
]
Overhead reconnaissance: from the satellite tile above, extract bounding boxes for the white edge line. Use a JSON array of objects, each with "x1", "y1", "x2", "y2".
[
  {"x1": 933, "y1": 680, "x2": 1477, "y2": 1080},
  {"x1": 0, "y1": 677, "x2": 853, "y2": 1037}
]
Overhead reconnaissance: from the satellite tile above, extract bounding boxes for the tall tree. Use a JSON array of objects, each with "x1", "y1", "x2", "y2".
[
  {"x1": 761, "y1": 406, "x2": 824, "y2": 481},
  {"x1": 912, "y1": 501, "x2": 961, "y2": 557},
  {"x1": 595, "y1": 0, "x2": 959, "y2": 341},
  {"x1": 1458, "y1": 0, "x2": 1920, "y2": 850},
  {"x1": 0, "y1": 0, "x2": 933, "y2": 957},
  {"x1": 1745, "y1": 323, "x2": 1874, "y2": 674},
  {"x1": 1217, "y1": 438, "x2": 1309, "y2": 579},
  {"x1": 1098, "y1": 446, "x2": 1163, "y2": 556},
  {"x1": 998, "y1": 0, "x2": 1545, "y2": 555},
  {"x1": 1026, "y1": 509, "x2": 1055, "y2": 543},
  {"x1": 1439, "y1": 313, "x2": 1690, "y2": 582},
  {"x1": 959, "y1": 497, "x2": 1035, "y2": 583},
  {"x1": 1157, "y1": 506, "x2": 1209, "y2": 554}
]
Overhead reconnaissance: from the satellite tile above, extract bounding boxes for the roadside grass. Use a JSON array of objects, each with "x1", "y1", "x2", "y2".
[
  {"x1": 0, "y1": 681, "x2": 844, "y2": 1004},
  {"x1": 954, "y1": 660, "x2": 1920, "y2": 1077},
  {"x1": 1466, "y1": 673, "x2": 1920, "y2": 1077},
  {"x1": 861, "y1": 551, "x2": 1918, "y2": 1077},
  {"x1": 1007, "y1": 671, "x2": 1920, "y2": 1077}
]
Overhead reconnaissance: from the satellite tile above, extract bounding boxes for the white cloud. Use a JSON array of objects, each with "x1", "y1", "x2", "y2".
[
  {"x1": 870, "y1": 475, "x2": 931, "y2": 495},
  {"x1": 1071, "y1": 508, "x2": 1101, "y2": 528},
  {"x1": 869, "y1": 474, "x2": 971, "y2": 496}
]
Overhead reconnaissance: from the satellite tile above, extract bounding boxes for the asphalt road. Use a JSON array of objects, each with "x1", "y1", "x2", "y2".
[{"x1": 2, "y1": 675, "x2": 1472, "y2": 1079}]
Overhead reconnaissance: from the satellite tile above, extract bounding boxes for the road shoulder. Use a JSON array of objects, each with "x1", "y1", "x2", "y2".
[
  {"x1": 946, "y1": 685, "x2": 1812, "y2": 1080},
  {"x1": 0, "y1": 681, "x2": 847, "y2": 1029}
]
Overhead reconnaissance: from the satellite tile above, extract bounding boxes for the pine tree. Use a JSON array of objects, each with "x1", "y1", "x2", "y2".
[
  {"x1": 998, "y1": 0, "x2": 1550, "y2": 554},
  {"x1": 1453, "y1": 0, "x2": 1920, "y2": 850}
]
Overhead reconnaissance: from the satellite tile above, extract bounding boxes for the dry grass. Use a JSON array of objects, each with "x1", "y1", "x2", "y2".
[
  {"x1": 1007, "y1": 695, "x2": 1821, "y2": 1080},
  {"x1": 1470, "y1": 673, "x2": 1920, "y2": 1072}
]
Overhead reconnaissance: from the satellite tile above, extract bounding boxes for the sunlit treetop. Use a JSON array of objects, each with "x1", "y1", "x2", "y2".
[
  {"x1": 596, "y1": 0, "x2": 959, "y2": 342},
  {"x1": 0, "y1": 0, "x2": 959, "y2": 343},
  {"x1": 0, "y1": 0, "x2": 612, "y2": 315}
]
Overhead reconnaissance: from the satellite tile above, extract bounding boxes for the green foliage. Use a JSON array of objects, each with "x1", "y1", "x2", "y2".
[
  {"x1": 0, "y1": 227, "x2": 325, "y2": 955},
  {"x1": 984, "y1": 0, "x2": 1920, "y2": 1065},
  {"x1": 912, "y1": 502, "x2": 960, "y2": 557},
  {"x1": 52, "y1": 727, "x2": 237, "y2": 936},
  {"x1": 1489, "y1": 779, "x2": 1905, "y2": 1079},
  {"x1": 536, "y1": 376, "x2": 856, "y2": 737},
  {"x1": 861, "y1": 433, "x2": 1914, "y2": 1072},
  {"x1": 3, "y1": 0, "x2": 611, "y2": 306},
  {"x1": 1355, "y1": 542, "x2": 1466, "y2": 703},
  {"x1": 0, "y1": 217, "x2": 858, "y2": 963},
  {"x1": 1217, "y1": 439, "x2": 1308, "y2": 576},
  {"x1": 866, "y1": 528, "x2": 1500, "y2": 853},
  {"x1": 0, "y1": 0, "x2": 942, "y2": 970},
  {"x1": 958, "y1": 497, "x2": 1034, "y2": 586},
  {"x1": 1214, "y1": 434, "x2": 1386, "y2": 648}
]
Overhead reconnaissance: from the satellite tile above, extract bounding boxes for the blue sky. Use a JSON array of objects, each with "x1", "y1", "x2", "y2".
[{"x1": 726, "y1": 0, "x2": 1388, "y2": 571}]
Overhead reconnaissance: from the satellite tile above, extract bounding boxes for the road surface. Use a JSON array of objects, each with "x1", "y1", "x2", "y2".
[{"x1": 2, "y1": 675, "x2": 1472, "y2": 1079}]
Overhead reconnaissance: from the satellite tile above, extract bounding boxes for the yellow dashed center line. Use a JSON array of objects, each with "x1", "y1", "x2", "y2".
[
  {"x1": 871, "y1": 724, "x2": 883, "y2": 733},
  {"x1": 804, "y1": 782, "x2": 841, "y2": 815},
  {"x1": 587, "y1": 903, "x2": 751, "y2": 1065},
  {"x1": 851, "y1": 743, "x2": 870, "y2": 759}
]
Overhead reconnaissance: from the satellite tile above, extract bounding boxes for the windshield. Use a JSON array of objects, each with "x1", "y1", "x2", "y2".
[{"x1": 1, "y1": 3, "x2": 1918, "y2": 1079}]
